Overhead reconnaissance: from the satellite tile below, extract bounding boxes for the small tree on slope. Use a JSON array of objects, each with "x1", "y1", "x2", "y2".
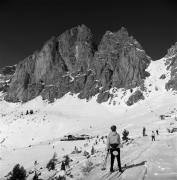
[
  {"x1": 122, "y1": 129, "x2": 129, "y2": 142},
  {"x1": 46, "y1": 152, "x2": 58, "y2": 171},
  {"x1": 7, "y1": 164, "x2": 27, "y2": 180}
]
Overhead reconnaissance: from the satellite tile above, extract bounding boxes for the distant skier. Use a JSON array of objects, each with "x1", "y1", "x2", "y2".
[
  {"x1": 143, "y1": 127, "x2": 146, "y2": 136},
  {"x1": 107, "y1": 125, "x2": 123, "y2": 173},
  {"x1": 34, "y1": 160, "x2": 38, "y2": 167},
  {"x1": 95, "y1": 139, "x2": 98, "y2": 145},
  {"x1": 74, "y1": 146, "x2": 78, "y2": 153},
  {"x1": 91, "y1": 146, "x2": 95, "y2": 155},
  {"x1": 61, "y1": 161, "x2": 66, "y2": 171},
  {"x1": 156, "y1": 129, "x2": 159, "y2": 136},
  {"x1": 151, "y1": 131, "x2": 155, "y2": 141}
]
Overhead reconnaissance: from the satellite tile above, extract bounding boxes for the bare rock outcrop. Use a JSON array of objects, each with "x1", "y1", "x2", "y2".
[
  {"x1": 0, "y1": 65, "x2": 16, "y2": 93},
  {"x1": 126, "y1": 90, "x2": 144, "y2": 106},
  {"x1": 165, "y1": 43, "x2": 177, "y2": 91},
  {"x1": 92, "y1": 27, "x2": 150, "y2": 102},
  {"x1": 5, "y1": 25, "x2": 94, "y2": 102}
]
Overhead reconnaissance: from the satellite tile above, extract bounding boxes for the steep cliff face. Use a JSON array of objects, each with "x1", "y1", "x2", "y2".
[
  {"x1": 5, "y1": 25, "x2": 151, "y2": 103},
  {"x1": 93, "y1": 27, "x2": 150, "y2": 101},
  {"x1": 5, "y1": 25, "x2": 94, "y2": 102},
  {"x1": 165, "y1": 43, "x2": 177, "y2": 91}
]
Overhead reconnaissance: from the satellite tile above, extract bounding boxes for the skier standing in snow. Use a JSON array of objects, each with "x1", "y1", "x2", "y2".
[
  {"x1": 107, "y1": 125, "x2": 123, "y2": 173},
  {"x1": 156, "y1": 129, "x2": 159, "y2": 136},
  {"x1": 143, "y1": 127, "x2": 146, "y2": 136},
  {"x1": 151, "y1": 131, "x2": 155, "y2": 141},
  {"x1": 61, "y1": 161, "x2": 66, "y2": 171}
]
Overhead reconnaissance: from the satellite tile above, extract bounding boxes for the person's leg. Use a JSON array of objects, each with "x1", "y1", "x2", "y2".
[
  {"x1": 110, "y1": 150, "x2": 115, "y2": 172},
  {"x1": 117, "y1": 148, "x2": 122, "y2": 171}
]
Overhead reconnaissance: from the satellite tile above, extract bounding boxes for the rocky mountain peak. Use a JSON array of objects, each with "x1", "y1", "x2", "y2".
[
  {"x1": 3, "y1": 25, "x2": 151, "y2": 103},
  {"x1": 98, "y1": 26, "x2": 142, "y2": 53},
  {"x1": 94, "y1": 27, "x2": 150, "y2": 92}
]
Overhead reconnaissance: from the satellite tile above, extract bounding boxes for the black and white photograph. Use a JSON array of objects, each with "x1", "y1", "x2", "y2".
[{"x1": 0, "y1": 0, "x2": 177, "y2": 179}]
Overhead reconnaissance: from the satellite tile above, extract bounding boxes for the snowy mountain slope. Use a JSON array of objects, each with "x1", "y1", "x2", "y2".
[
  {"x1": 144, "y1": 58, "x2": 171, "y2": 95},
  {"x1": 1, "y1": 43, "x2": 177, "y2": 179},
  {"x1": 83, "y1": 134, "x2": 177, "y2": 180},
  {"x1": 0, "y1": 95, "x2": 116, "y2": 148},
  {"x1": 1, "y1": 59, "x2": 177, "y2": 178},
  {"x1": 100, "y1": 53, "x2": 174, "y2": 109}
]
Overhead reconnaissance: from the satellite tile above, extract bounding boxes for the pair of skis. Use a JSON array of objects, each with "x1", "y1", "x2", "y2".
[
  {"x1": 102, "y1": 168, "x2": 125, "y2": 180},
  {"x1": 101, "y1": 150, "x2": 125, "y2": 179},
  {"x1": 101, "y1": 143, "x2": 123, "y2": 171}
]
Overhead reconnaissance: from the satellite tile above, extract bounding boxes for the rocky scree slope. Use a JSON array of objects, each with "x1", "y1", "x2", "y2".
[{"x1": 4, "y1": 25, "x2": 151, "y2": 104}]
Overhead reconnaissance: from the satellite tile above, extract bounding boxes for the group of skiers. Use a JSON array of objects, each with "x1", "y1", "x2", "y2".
[
  {"x1": 52, "y1": 125, "x2": 161, "y2": 177},
  {"x1": 35, "y1": 125, "x2": 161, "y2": 179},
  {"x1": 58, "y1": 125, "x2": 161, "y2": 175},
  {"x1": 151, "y1": 129, "x2": 159, "y2": 141},
  {"x1": 105, "y1": 125, "x2": 160, "y2": 173},
  {"x1": 143, "y1": 127, "x2": 159, "y2": 141}
]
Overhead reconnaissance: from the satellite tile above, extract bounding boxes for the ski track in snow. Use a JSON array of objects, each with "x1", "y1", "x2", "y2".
[{"x1": 84, "y1": 134, "x2": 177, "y2": 180}]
